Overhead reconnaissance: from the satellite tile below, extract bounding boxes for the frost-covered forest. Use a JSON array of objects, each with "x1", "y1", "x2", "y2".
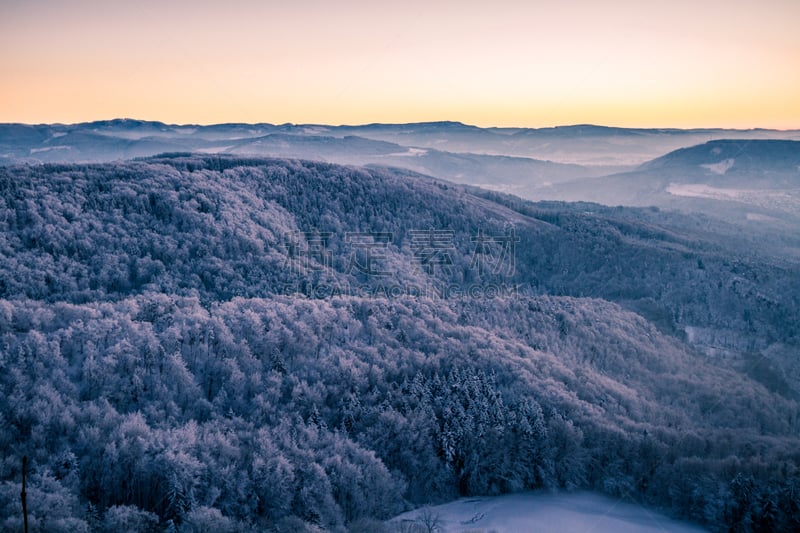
[{"x1": 1, "y1": 155, "x2": 799, "y2": 531}]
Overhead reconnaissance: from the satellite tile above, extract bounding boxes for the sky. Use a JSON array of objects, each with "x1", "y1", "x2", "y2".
[{"x1": 1, "y1": 0, "x2": 799, "y2": 128}]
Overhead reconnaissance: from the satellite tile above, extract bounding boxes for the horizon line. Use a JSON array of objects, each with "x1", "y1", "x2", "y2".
[{"x1": 3, "y1": 118, "x2": 799, "y2": 132}]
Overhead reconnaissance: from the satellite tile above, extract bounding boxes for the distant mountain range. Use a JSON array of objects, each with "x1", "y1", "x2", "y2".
[
  {"x1": 4, "y1": 120, "x2": 800, "y2": 214},
  {"x1": 3, "y1": 119, "x2": 799, "y2": 167}
]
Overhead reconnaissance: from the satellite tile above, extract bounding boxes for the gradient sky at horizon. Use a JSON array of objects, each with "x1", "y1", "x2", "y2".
[{"x1": 1, "y1": 0, "x2": 798, "y2": 128}]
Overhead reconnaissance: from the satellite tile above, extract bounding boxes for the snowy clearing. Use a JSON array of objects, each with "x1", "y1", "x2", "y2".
[
  {"x1": 389, "y1": 492, "x2": 708, "y2": 533},
  {"x1": 701, "y1": 158, "x2": 735, "y2": 174}
]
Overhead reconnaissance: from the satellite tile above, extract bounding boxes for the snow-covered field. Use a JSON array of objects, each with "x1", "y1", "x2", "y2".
[
  {"x1": 666, "y1": 183, "x2": 759, "y2": 201},
  {"x1": 666, "y1": 183, "x2": 800, "y2": 215},
  {"x1": 389, "y1": 492, "x2": 708, "y2": 533}
]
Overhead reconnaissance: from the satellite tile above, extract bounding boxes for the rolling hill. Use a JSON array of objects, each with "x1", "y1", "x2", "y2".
[{"x1": 536, "y1": 140, "x2": 800, "y2": 248}]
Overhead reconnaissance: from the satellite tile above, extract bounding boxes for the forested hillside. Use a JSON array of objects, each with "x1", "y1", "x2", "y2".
[
  {"x1": 1, "y1": 155, "x2": 798, "y2": 531},
  {"x1": 3, "y1": 155, "x2": 798, "y2": 393}
]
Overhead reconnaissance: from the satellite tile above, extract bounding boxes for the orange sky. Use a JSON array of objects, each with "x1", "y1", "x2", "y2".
[{"x1": 1, "y1": 0, "x2": 798, "y2": 128}]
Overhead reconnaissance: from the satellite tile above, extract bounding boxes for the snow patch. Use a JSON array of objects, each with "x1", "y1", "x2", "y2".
[
  {"x1": 666, "y1": 183, "x2": 747, "y2": 200},
  {"x1": 30, "y1": 146, "x2": 71, "y2": 154},
  {"x1": 701, "y1": 158, "x2": 734, "y2": 175},
  {"x1": 197, "y1": 146, "x2": 234, "y2": 153},
  {"x1": 389, "y1": 148, "x2": 429, "y2": 157},
  {"x1": 301, "y1": 127, "x2": 328, "y2": 135},
  {"x1": 473, "y1": 183, "x2": 524, "y2": 193},
  {"x1": 389, "y1": 492, "x2": 707, "y2": 533},
  {"x1": 746, "y1": 212, "x2": 779, "y2": 222}
]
